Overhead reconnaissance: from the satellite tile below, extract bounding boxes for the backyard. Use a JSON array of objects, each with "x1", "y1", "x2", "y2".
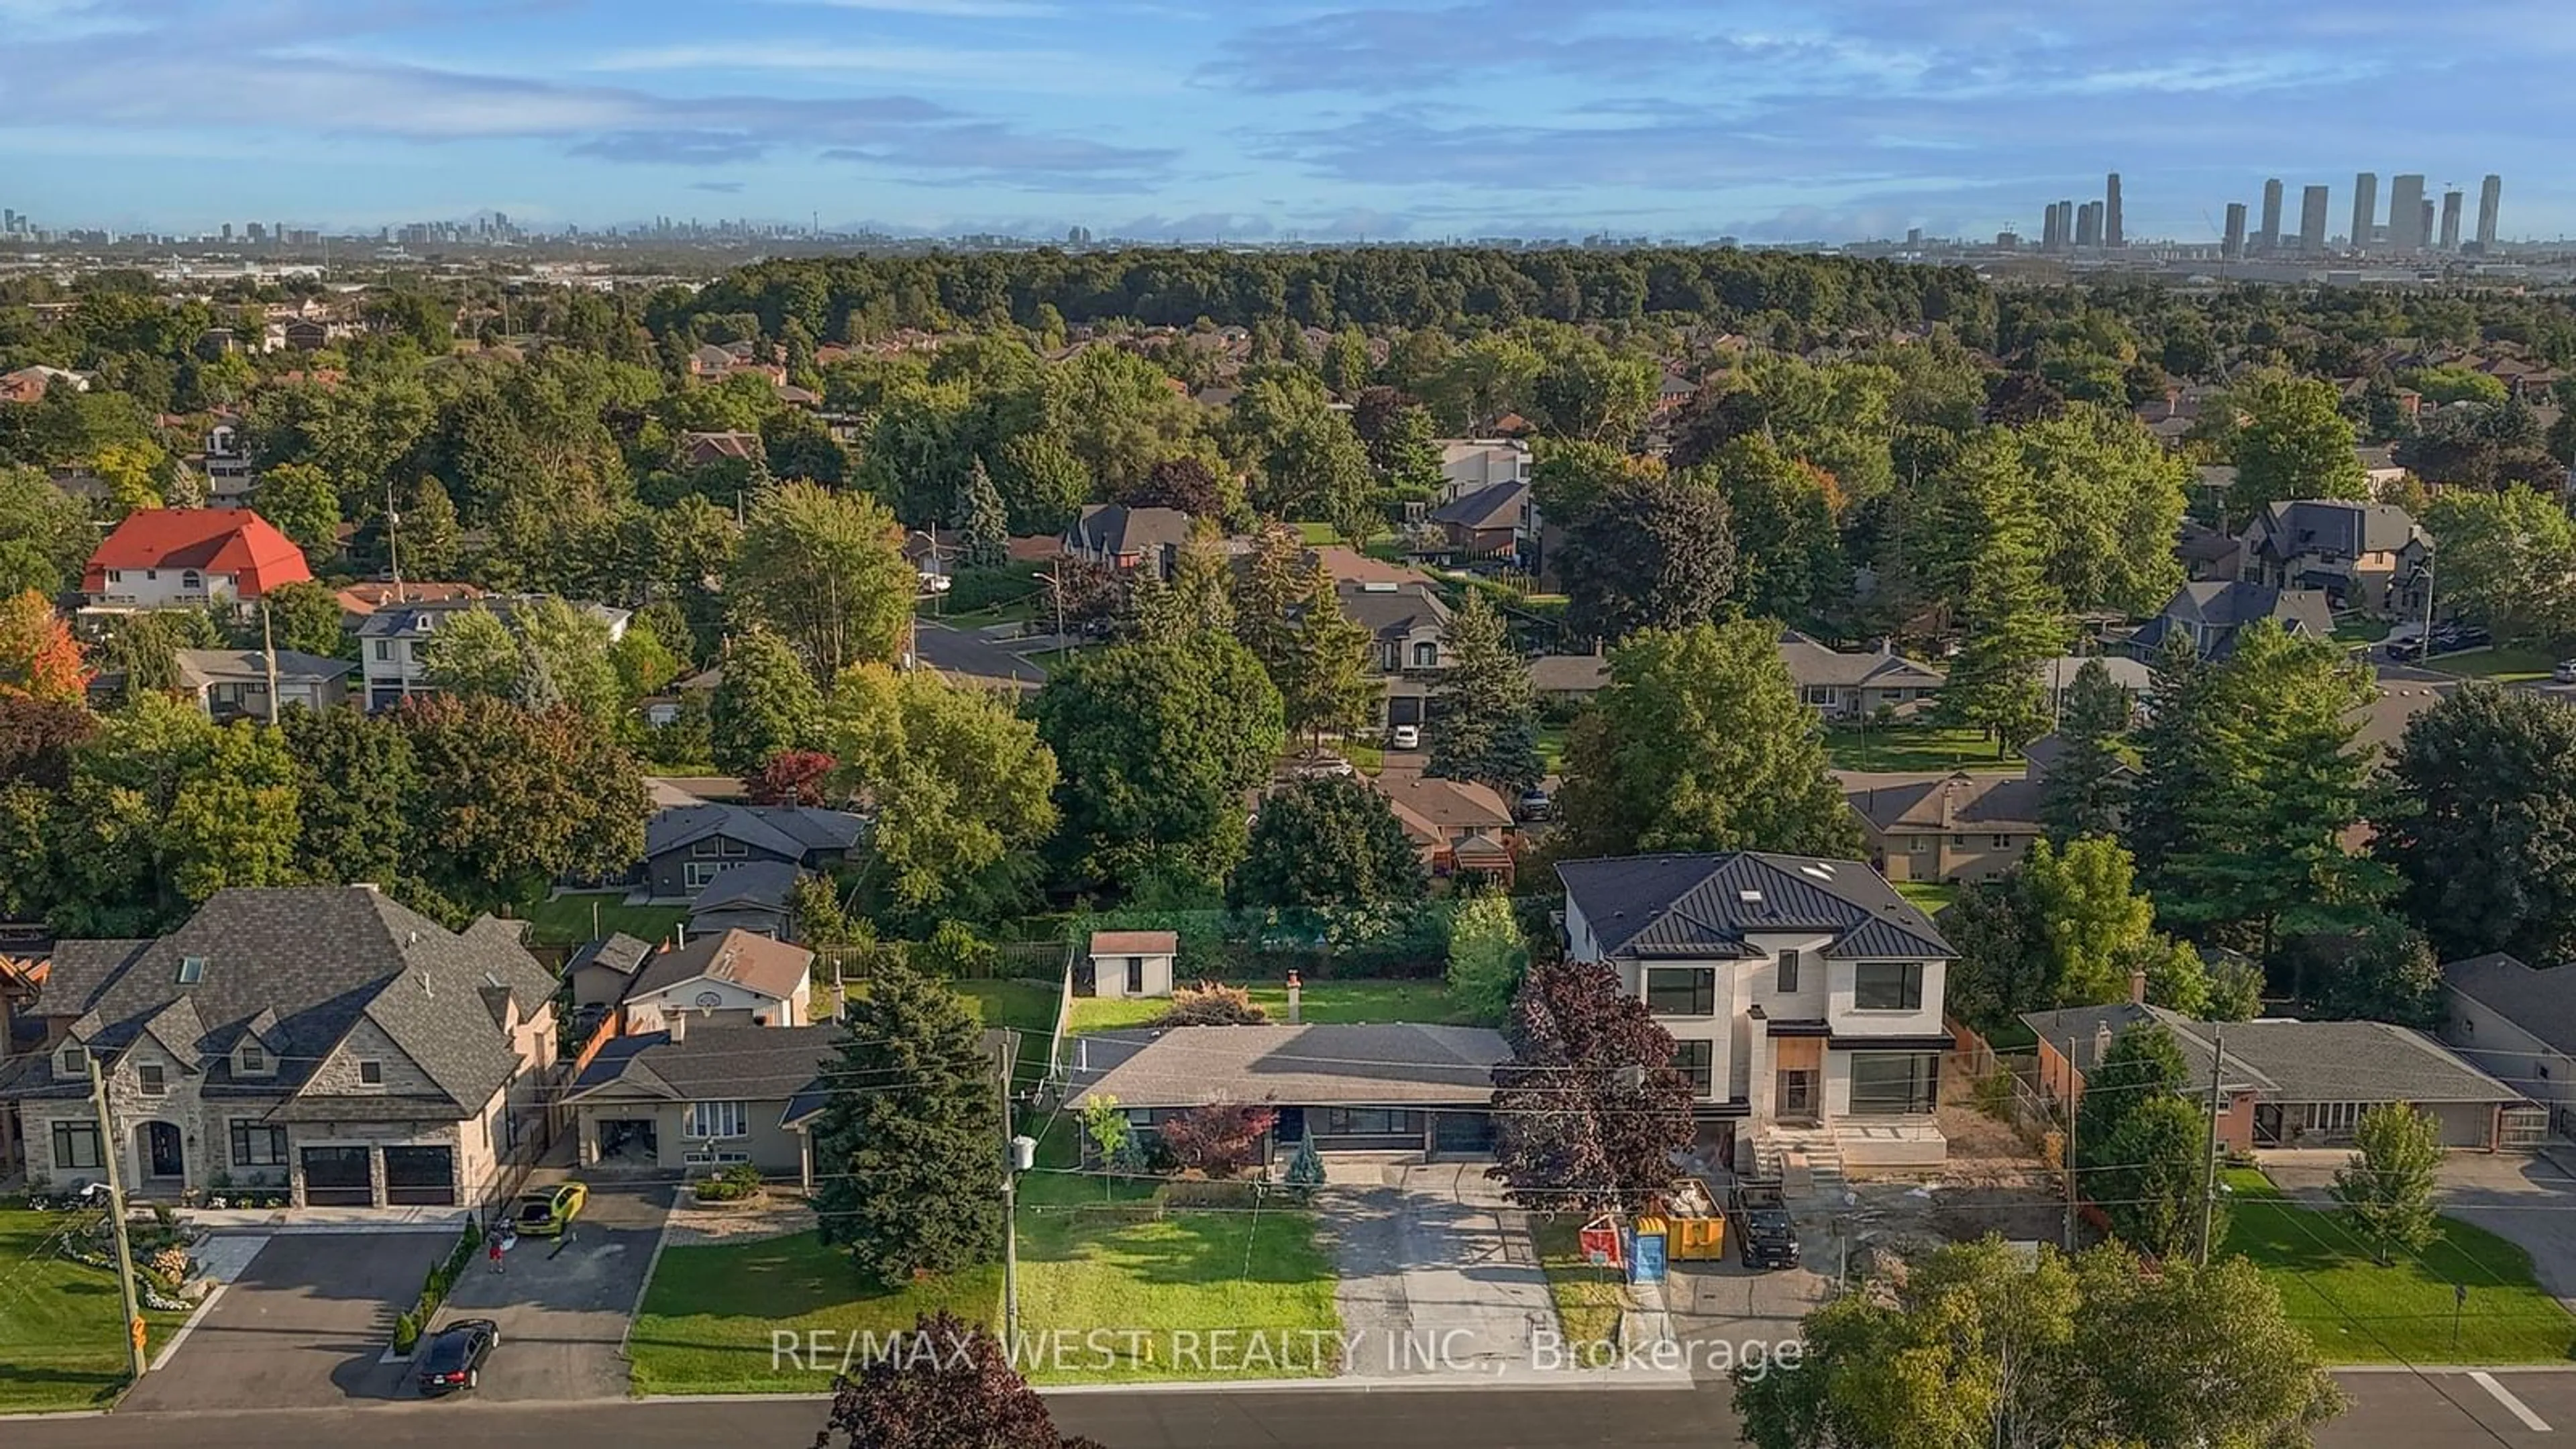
[
  {"x1": 952, "y1": 977, "x2": 1064, "y2": 1095},
  {"x1": 0, "y1": 1209, "x2": 191, "y2": 1413},
  {"x1": 1823, "y1": 724, "x2": 2024, "y2": 773},
  {"x1": 2220, "y1": 1169, "x2": 2576, "y2": 1364},
  {"x1": 1894, "y1": 881, "x2": 1960, "y2": 915},
  {"x1": 1065, "y1": 978, "x2": 1489, "y2": 1034},
  {"x1": 514, "y1": 891, "x2": 687, "y2": 949}
]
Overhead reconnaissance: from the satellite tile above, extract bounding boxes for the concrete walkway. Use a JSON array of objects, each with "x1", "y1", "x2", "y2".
[{"x1": 1315, "y1": 1160, "x2": 1556, "y2": 1377}]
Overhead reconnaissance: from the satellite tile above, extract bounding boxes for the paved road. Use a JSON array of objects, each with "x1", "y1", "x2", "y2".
[
  {"x1": 910, "y1": 620, "x2": 1050, "y2": 692},
  {"x1": 19, "y1": 1372, "x2": 2576, "y2": 1447}
]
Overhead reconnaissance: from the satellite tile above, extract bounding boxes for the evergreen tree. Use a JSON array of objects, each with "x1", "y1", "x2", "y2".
[
  {"x1": 1426, "y1": 588, "x2": 1542, "y2": 796},
  {"x1": 811, "y1": 964, "x2": 1006, "y2": 1285},
  {"x1": 1273, "y1": 568, "x2": 1377, "y2": 750},
  {"x1": 1229, "y1": 521, "x2": 1309, "y2": 678},
  {"x1": 954, "y1": 457, "x2": 1008, "y2": 570},
  {"x1": 2040, "y1": 658, "x2": 2133, "y2": 843},
  {"x1": 2123, "y1": 635, "x2": 2208, "y2": 881},
  {"x1": 1933, "y1": 435, "x2": 2068, "y2": 755},
  {"x1": 395, "y1": 477, "x2": 462, "y2": 580},
  {"x1": 2378, "y1": 684, "x2": 2576, "y2": 963},
  {"x1": 708, "y1": 623, "x2": 823, "y2": 777}
]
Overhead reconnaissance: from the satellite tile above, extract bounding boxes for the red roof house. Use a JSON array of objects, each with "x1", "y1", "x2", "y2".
[{"x1": 83, "y1": 508, "x2": 312, "y2": 610}]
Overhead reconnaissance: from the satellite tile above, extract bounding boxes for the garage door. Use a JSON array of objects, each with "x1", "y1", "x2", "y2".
[
  {"x1": 383, "y1": 1146, "x2": 456, "y2": 1205},
  {"x1": 301, "y1": 1146, "x2": 372, "y2": 1207}
]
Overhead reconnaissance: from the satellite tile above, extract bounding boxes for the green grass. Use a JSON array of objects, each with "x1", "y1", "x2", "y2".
[
  {"x1": 1344, "y1": 743, "x2": 1385, "y2": 773},
  {"x1": 629, "y1": 1230, "x2": 1003, "y2": 1395},
  {"x1": 951, "y1": 978, "x2": 1064, "y2": 1098},
  {"x1": 1532, "y1": 1216, "x2": 1627, "y2": 1348},
  {"x1": 1536, "y1": 720, "x2": 1570, "y2": 774},
  {"x1": 0, "y1": 1211, "x2": 191, "y2": 1413},
  {"x1": 1894, "y1": 881, "x2": 1960, "y2": 914},
  {"x1": 925, "y1": 595, "x2": 1042, "y2": 627},
  {"x1": 2332, "y1": 616, "x2": 2394, "y2": 645},
  {"x1": 1016, "y1": 1197, "x2": 1340, "y2": 1383},
  {"x1": 516, "y1": 892, "x2": 688, "y2": 949},
  {"x1": 2220, "y1": 1169, "x2": 2576, "y2": 1364},
  {"x1": 2429, "y1": 646, "x2": 2563, "y2": 684},
  {"x1": 1823, "y1": 724, "x2": 2024, "y2": 773},
  {"x1": 1066, "y1": 979, "x2": 1487, "y2": 1034}
]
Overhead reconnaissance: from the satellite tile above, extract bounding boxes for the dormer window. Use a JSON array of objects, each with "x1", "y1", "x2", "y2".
[
  {"x1": 237, "y1": 1042, "x2": 268, "y2": 1076},
  {"x1": 59, "y1": 1042, "x2": 87, "y2": 1077},
  {"x1": 177, "y1": 955, "x2": 205, "y2": 985}
]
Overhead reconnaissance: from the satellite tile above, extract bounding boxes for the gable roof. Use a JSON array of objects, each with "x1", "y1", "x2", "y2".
[
  {"x1": 12, "y1": 887, "x2": 552, "y2": 1115},
  {"x1": 2245, "y1": 500, "x2": 2424, "y2": 560},
  {"x1": 2020, "y1": 1001, "x2": 2519, "y2": 1104},
  {"x1": 628, "y1": 928, "x2": 813, "y2": 1004},
  {"x1": 1529, "y1": 653, "x2": 1611, "y2": 695},
  {"x1": 1368, "y1": 773, "x2": 1513, "y2": 833},
  {"x1": 567, "y1": 1023, "x2": 839, "y2": 1111},
  {"x1": 689, "y1": 860, "x2": 802, "y2": 916},
  {"x1": 1841, "y1": 771, "x2": 2046, "y2": 834},
  {"x1": 1335, "y1": 579, "x2": 1450, "y2": 638},
  {"x1": 1065, "y1": 504, "x2": 1193, "y2": 557},
  {"x1": 1556, "y1": 852, "x2": 1952, "y2": 962},
  {"x1": 644, "y1": 803, "x2": 865, "y2": 861},
  {"x1": 1776, "y1": 631, "x2": 1947, "y2": 690},
  {"x1": 2133, "y1": 582, "x2": 2334, "y2": 659},
  {"x1": 83, "y1": 508, "x2": 311, "y2": 597},
  {"x1": 2445, "y1": 953, "x2": 2576, "y2": 1055},
  {"x1": 172, "y1": 648, "x2": 355, "y2": 688},
  {"x1": 1428, "y1": 479, "x2": 1531, "y2": 531},
  {"x1": 1089, "y1": 930, "x2": 1178, "y2": 957},
  {"x1": 566, "y1": 932, "x2": 655, "y2": 979},
  {"x1": 1064, "y1": 1023, "x2": 1510, "y2": 1110}
]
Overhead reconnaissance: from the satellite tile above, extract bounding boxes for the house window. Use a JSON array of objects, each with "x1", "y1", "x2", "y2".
[
  {"x1": 1777, "y1": 949, "x2": 1801, "y2": 994},
  {"x1": 58, "y1": 1043, "x2": 87, "y2": 1077},
  {"x1": 407, "y1": 640, "x2": 427, "y2": 661},
  {"x1": 230, "y1": 1120, "x2": 288, "y2": 1167},
  {"x1": 1313, "y1": 1108, "x2": 1422, "y2": 1136},
  {"x1": 1125, "y1": 957, "x2": 1144, "y2": 995},
  {"x1": 685, "y1": 861, "x2": 723, "y2": 890},
  {"x1": 181, "y1": 570, "x2": 201, "y2": 592},
  {"x1": 1853, "y1": 962, "x2": 1925, "y2": 1012},
  {"x1": 1849, "y1": 1053, "x2": 1940, "y2": 1115},
  {"x1": 358, "y1": 1060, "x2": 384, "y2": 1085},
  {"x1": 138, "y1": 1063, "x2": 166, "y2": 1096},
  {"x1": 1380, "y1": 643, "x2": 1401, "y2": 671},
  {"x1": 238, "y1": 1042, "x2": 267, "y2": 1075},
  {"x1": 107, "y1": 570, "x2": 122, "y2": 584},
  {"x1": 1644, "y1": 966, "x2": 1717, "y2": 1017},
  {"x1": 2302, "y1": 1102, "x2": 2364, "y2": 1136},
  {"x1": 374, "y1": 640, "x2": 392, "y2": 661},
  {"x1": 52, "y1": 1122, "x2": 103, "y2": 1171},
  {"x1": 1990, "y1": 834, "x2": 2012, "y2": 849},
  {"x1": 687, "y1": 1101, "x2": 749, "y2": 1138},
  {"x1": 1411, "y1": 641, "x2": 1438, "y2": 668},
  {"x1": 1951, "y1": 835, "x2": 1968, "y2": 847},
  {"x1": 692, "y1": 839, "x2": 718, "y2": 857},
  {"x1": 719, "y1": 837, "x2": 749, "y2": 857},
  {"x1": 1671, "y1": 1040, "x2": 1715, "y2": 1096}
]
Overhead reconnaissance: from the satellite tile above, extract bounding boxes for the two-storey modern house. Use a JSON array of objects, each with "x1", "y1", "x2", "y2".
[
  {"x1": 2237, "y1": 498, "x2": 2428, "y2": 615},
  {"x1": 1557, "y1": 852, "x2": 1954, "y2": 1173},
  {"x1": 356, "y1": 595, "x2": 631, "y2": 712},
  {"x1": 1338, "y1": 578, "x2": 1452, "y2": 739}
]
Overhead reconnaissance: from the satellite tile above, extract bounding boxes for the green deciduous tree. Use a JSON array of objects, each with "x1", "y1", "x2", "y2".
[
  {"x1": 811, "y1": 965, "x2": 1006, "y2": 1285},
  {"x1": 2074, "y1": 1022, "x2": 2188, "y2": 1181},
  {"x1": 2015, "y1": 403, "x2": 2189, "y2": 616},
  {"x1": 1558, "y1": 621, "x2": 1862, "y2": 860},
  {"x1": 731, "y1": 481, "x2": 912, "y2": 684},
  {"x1": 252, "y1": 579, "x2": 348, "y2": 660},
  {"x1": 2378, "y1": 684, "x2": 2576, "y2": 964},
  {"x1": 2330, "y1": 1102, "x2": 2443, "y2": 1266},
  {"x1": 0, "y1": 465, "x2": 96, "y2": 598},
  {"x1": 2230, "y1": 370, "x2": 2366, "y2": 523},
  {"x1": 1426, "y1": 588, "x2": 1542, "y2": 796},
  {"x1": 420, "y1": 606, "x2": 521, "y2": 698},
  {"x1": 2421, "y1": 487, "x2": 2576, "y2": 645},
  {"x1": 1558, "y1": 471, "x2": 1735, "y2": 643},
  {"x1": 1701, "y1": 437, "x2": 1845, "y2": 627},
  {"x1": 822, "y1": 663, "x2": 1057, "y2": 921},
  {"x1": 2020, "y1": 835, "x2": 2156, "y2": 1009},
  {"x1": 254, "y1": 461, "x2": 341, "y2": 559},
  {"x1": 708, "y1": 623, "x2": 822, "y2": 777},
  {"x1": 1445, "y1": 892, "x2": 1528, "y2": 1026},
  {"x1": 398, "y1": 692, "x2": 647, "y2": 914},
  {"x1": 279, "y1": 705, "x2": 418, "y2": 890},
  {"x1": 2095, "y1": 1093, "x2": 2218, "y2": 1262},
  {"x1": 1230, "y1": 775, "x2": 1426, "y2": 908}
]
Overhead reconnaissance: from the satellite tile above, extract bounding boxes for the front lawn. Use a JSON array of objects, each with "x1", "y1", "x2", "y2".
[
  {"x1": 1823, "y1": 724, "x2": 2023, "y2": 773},
  {"x1": 2221, "y1": 1169, "x2": 2576, "y2": 1364},
  {"x1": 0, "y1": 1210, "x2": 191, "y2": 1413},
  {"x1": 1015, "y1": 1196, "x2": 1341, "y2": 1383},
  {"x1": 2429, "y1": 646, "x2": 2562, "y2": 684},
  {"x1": 1532, "y1": 1215, "x2": 1627, "y2": 1348},
  {"x1": 516, "y1": 892, "x2": 688, "y2": 949},
  {"x1": 1065, "y1": 979, "x2": 1487, "y2": 1035},
  {"x1": 629, "y1": 1230, "x2": 1002, "y2": 1395}
]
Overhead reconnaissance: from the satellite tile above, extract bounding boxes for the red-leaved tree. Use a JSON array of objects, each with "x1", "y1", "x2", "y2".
[
  {"x1": 748, "y1": 748, "x2": 837, "y2": 806},
  {"x1": 0, "y1": 590, "x2": 89, "y2": 705},
  {"x1": 1157, "y1": 1102, "x2": 1278, "y2": 1177},
  {"x1": 813, "y1": 1311, "x2": 1102, "y2": 1449},
  {"x1": 1487, "y1": 961, "x2": 1697, "y2": 1213}
]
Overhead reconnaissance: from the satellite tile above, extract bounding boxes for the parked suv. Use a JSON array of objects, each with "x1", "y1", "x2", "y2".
[{"x1": 1728, "y1": 1178, "x2": 1801, "y2": 1270}]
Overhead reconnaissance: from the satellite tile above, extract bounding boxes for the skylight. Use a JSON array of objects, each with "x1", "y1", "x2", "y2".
[{"x1": 176, "y1": 955, "x2": 205, "y2": 984}]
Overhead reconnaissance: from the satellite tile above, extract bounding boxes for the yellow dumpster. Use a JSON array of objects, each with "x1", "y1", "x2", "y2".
[{"x1": 1668, "y1": 1214, "x2": 1726, "y2": 1260}]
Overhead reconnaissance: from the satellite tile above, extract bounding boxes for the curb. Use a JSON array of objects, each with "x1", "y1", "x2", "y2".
[{"x1": 635, "y1": 1369, "x2": 1701, "y2": 1404}]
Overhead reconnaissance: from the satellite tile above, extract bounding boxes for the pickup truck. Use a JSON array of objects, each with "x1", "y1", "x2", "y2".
[{"x1": 1728, "y1": 1178, "x2": 1801, "y2": 1270}]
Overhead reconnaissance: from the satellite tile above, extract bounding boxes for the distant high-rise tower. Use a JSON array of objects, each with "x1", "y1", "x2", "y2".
[
  {"x1": 2350, "y1": 173, "x2": 2377, "y2": 254},
  {"x1": 2054, "y1": 199, "x2": 2076, "y2": 251},
  {"x1": 2421, "y1": 199, "x2": 2436, "y2": 251},
  {"x1": 2476, "y1": 174, "x2": 2502, "y2": 252},
  {"x1": 2104, "y1": 173, "x2": 2124, "y2": 248},
  {"x1": 220, "y1": 222, "x2": 233, "y2": 242},
  {"x1": 2222, "y1": 202, "x2": 2248, "y2": 260},
  {"x1": 2299, "y1": 185, "x2": 2330, "y2": 255},
  {"x1": 2076, "y1": 201, "x2": 2103, "y2": 248},
  {"x1": 2390, "y1": 174, "x2": 2427, "y2": 250},
  {"x1": 2440, "y1": 190, "x2": 2464, "y2": 251},
  {"x1": 2041, "y1": 203, "x2": 2062, "y2": 251},
  {"x1": 2259, "y1": 178, "x2": 2285, "y2": 252}
]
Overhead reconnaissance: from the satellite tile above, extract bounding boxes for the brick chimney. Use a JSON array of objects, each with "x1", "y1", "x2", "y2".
[
  {"x1": 2129, "y1": 968, "x2": 2149, "y2": 1006},
  {"x1": 667, "y1": 1008, "x2": 686, "y2": 1044}
]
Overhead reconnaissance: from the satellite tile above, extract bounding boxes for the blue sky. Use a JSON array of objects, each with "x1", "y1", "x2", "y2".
[{"x1": 7, "y1": 0, "x2": 2573, "y2": 242}]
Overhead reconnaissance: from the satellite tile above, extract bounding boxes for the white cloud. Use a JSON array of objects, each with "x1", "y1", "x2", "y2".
[{"x1": 765, "y1": 0, "x2": 1059, "y2": 16}]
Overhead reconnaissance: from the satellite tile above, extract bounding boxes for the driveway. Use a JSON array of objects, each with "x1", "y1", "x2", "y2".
[
  {"x1": 123, "y1": 1230, "x2": 457, "y2": 1410},
  {"x1": 2267, "y1": 1149, "x2": 2576, "y2": 1308},
  {"x1": 431, "y1": 1183, "x2": 669, "y2": 1401},
  {"x1": 1316, "y1": 1161, "x2": 1556, "y2": 1377}
]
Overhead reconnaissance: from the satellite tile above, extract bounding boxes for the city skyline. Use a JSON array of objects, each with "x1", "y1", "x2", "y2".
[{"x1": 6, "y1": 0, "x2": 2576, "y2": 244}]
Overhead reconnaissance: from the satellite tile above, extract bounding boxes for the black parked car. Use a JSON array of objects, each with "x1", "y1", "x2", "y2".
[
  {"x1": 416, "y1": 1318, "x2": 500, "y2": 1397},
  {"x1": 1728, "y1": 1178, "x2": 1801, "y2": 1270}
]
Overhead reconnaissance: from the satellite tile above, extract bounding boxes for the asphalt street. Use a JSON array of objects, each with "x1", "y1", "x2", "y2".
[{"x1": 10, "y1": 1373, "x2": 2575, "y2": 1448}]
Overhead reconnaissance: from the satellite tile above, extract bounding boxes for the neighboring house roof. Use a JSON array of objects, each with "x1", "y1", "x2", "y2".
[
  {"x1": 354, "y1": 594, "x2": 631, "y2": 643},
  {"x1": 1336, "y1": 579, "x2": 1450, "y2": 639},
  {"x1": 1428, "y1": 479, "x2": 1531, "y2": 531},
  {"x1": 83, "y1": 508, "x2": 311, "y2": 597},
  {"x1": 679, "y1": 429, "x2": 763, "y2": 465},
  {"x1": 1065, "y1": 504, "x2": 1193, "y2": 557},
  {"x1": 2175, "y1": 519, "x2": 2243, "y2": 570},
  {"x1": 628, "y1": 928, "x2": 813, "y2": 1004},
  {"x1": 335, "y1": 581, "x2": 483, "y2": 616},
  {"x1": 567, "y1": 1023, "x2": 838, "y2": 1112},
  {"x1": 2031, "y1": 655, "x2": 2152, "y2": 696},
  {"x1": 2351, "y1": 677, "x2": 2455, "y2": 759},
  {"x1": 2131, "y1": 582, "x2": 2334, "y2": 658},
  {"x1": 172, "y1": 648, "x2": 354, "y2": 689},
  {"x1": 1840, "y1": 771, "x2": 2045, "y2": 834},
  {"x1": 1306, "y1": 546, "x2": 1426, "y2": 587},
  {"x1": 1065, "y1": 1023, "x2": 1511, "y2": 1110},
  {"x1": 1089, "y1": 930, "x2": 1178, "y2": 957},
  {"x1": 2445, "y1": 953, "x2": 2576, "y2": 1057},
  {"x1": 2244, "y1": 500, "x2": 2424, "y2": 561},
  {"x1": 1557, "y1": 852, "x2": 1953, "y2": 962},
  {"x1": 1369, "y1": 773, "x2": 1514, "y2": 834},
  {"x1": 2020, "y1": 1002, "x2": 2520, "y2": 1106},
  {"x1": 566, "y1": 932, "x2": 654, "y2": 978},
  {"x1": 1529, "y1": 653, "x2": 1611, "y2": 696},
  {"x1": 1776, "y1": 631, "x2": 1947, "y2": 691},
  {"x1": 9, "y1": 886, "x2": 552, "y2": 1115},
  {"x1": 689, "y1": 861, "x2": 802, "y2": 916},
  {"x1": 643, "y1": 803, "x2": 865, "y2": 862}
]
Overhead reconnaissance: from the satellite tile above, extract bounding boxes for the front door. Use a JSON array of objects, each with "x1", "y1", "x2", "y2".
[
  {"x1": 145, "y1": 1122, "x2": 183, "y2": 1179},
  {"x1": 1778, "y1": 1071, "x2": 1817, "y2": 1120}
]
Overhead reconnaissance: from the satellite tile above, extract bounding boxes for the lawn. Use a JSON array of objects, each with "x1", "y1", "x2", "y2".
[
  {"x1": 1536, "y1": 720, "x2": 1570, "y2": 774},
  {"x1": 628, "y1": 1230, "x2": 1003, "y2": 1395},
  {"x1": 516, "y1": 892, "x2": 688, "y2": 948},
  {"x1": 1531, "y1": 1215, "x2": 1627, "y2": 1349},
  {"x1": 2220, "y1": 1169, "x2": 2576, "y2": 1364},
  {"x1": 1066, "y1": 979, "x2": 1488, "y2": 1034},
  {"x1": 951, "y1": 978, "x2": 1065, "y2": 1097},
  {"x1": 1894, "y1": 881, "x2": 1960, "y2": 914},
  {"x1": 1014, "y1": 1196, "x2": 1341, "y2": 1383},
  {"x1": 2429, "y1": 646, "x2": 2562, "y2": 684},
  {"x1": 0, "y1": 1210, "x2": 191, "y2": 1413},
  {"x1": 1823, "y1": 724, "x2": 2024, "y2": 774},
  {"x1": 2332, "y1": 616, "x2": 2394, "y2": 645}
]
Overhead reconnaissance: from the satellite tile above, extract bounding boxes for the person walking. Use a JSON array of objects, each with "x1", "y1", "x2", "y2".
[{"x1": 488, "y1": 1232, "x2": 506, "y2": 1275}]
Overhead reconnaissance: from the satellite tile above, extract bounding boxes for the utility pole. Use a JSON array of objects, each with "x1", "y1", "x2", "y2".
[
  {"x1": 87, "y1": 1055, "x2": 148, "y2": 1381},
  {"x1": 384, "y1": 481, "x2": 404, "y2": 601},
  {"x1": 999, "y1": 1032, "x2": 1034, "y2": 1345},
  {"x1": 260, "y1": 602, "x2": 280, "y2": 726},
  {"x1": 2418, "y1": 545, "x2": 2435, "y2": 661},
  {"x1": 2199, "y1": 1028, "x2": 2225, "y2": 1268},
  {"x1": 2063, "y1": 1036, "x2": 2079, "y2": 1252}
]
